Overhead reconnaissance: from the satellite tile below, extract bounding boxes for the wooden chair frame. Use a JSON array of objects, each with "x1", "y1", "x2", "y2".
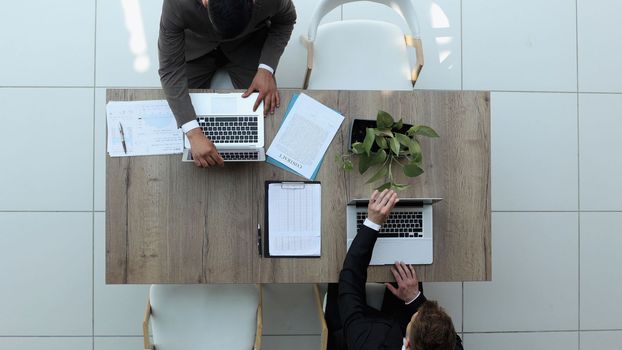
[{"x1": 313, "y1": 284, "x2": 329, "y2": 350}]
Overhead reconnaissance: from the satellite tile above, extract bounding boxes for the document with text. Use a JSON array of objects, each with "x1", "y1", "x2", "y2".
[
  {"x1": 106, "y1": 100, "x2": 183, "y2": 157},
  {"x1": 266, "y1": 93, "x2": 344, "y2": 179},
  {"x1": 267, "y1": 182, "x2": 321, "y2": 257}
]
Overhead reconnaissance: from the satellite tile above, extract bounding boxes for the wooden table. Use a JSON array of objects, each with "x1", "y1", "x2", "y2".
[{"x1": 106, "y1": 89, "x2": 491, "y2": 284}]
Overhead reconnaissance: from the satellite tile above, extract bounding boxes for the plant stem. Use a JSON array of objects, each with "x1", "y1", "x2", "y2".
[{"x1": 388, "y1": 156, "x2": 394, "y2": 184}]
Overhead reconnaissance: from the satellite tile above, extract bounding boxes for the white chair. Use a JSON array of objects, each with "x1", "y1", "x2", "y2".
[
  {"x1": 142, "y1": 284, "x2": 262, "y2": 350},
  {"x1": 301, "y1": 0, "x2": 424, "y2": 90}
]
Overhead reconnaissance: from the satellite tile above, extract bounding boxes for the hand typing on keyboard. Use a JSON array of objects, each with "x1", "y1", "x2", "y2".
[
  {"x1": 367, "y1": 189, "x2": 400, "y2": 225},
  {"x1": 186, "y1": 129, "x2": 225, "y2": 168}
]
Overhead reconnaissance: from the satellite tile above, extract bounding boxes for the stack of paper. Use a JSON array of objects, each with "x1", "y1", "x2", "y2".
[
  {"x1": 106, "y1": 100, "x2": 183, "y2": 157},
  {"x1": 266, "y1": 93, "x2": 344, "y2": 180}
]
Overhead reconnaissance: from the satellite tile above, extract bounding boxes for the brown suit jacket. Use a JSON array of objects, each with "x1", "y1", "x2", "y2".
[{"x1": 158, "y1": 0, "x2": 296, "y2": 126}]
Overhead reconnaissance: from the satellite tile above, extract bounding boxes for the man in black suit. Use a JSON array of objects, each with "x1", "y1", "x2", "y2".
[{"x1": 326, "y1": 189, "x2": 463, "y2": 350}]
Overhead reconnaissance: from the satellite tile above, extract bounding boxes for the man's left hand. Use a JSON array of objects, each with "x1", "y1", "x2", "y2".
[
  {"x1": 242, "y1": 68, "x2": 280, "y2": 115},
  {"x1": 385, "y1": 261, "x2": 420, "y2": 303}
]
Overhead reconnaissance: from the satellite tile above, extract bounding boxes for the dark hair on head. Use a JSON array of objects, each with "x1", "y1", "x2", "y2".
[
  {"x1": 208, "y1": 0, "x2": 254, "y2": 39},
  {"x1": 409, "y1": 301, "x2": 457, "y2": 350}
]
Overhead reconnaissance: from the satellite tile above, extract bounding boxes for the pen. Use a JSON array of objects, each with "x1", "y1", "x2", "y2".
[
  {"x1": 257, "y1": 224, "x2": 262, "y2": 257},
  {"x1": 118, "y1": 122, "x2": 127, "y2": 154}
]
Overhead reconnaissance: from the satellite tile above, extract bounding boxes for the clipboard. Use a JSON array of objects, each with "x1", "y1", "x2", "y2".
[{"x1": 262, "y1": 180, "x2": 322, "y2": 258}]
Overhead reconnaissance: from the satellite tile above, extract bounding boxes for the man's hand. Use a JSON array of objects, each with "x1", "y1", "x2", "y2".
[
  {"x1": 186, "y1": 128, "x2": 224, "y2": 168},
  {"x1": 386, "y1": 262, "x2": 420, "y2": 303},
  {"x1": 242, "y1": 68, "x2": 280, "y2": 115},
  {"x1": 367, "y1": 189, "x2": 399, "y2": 225}
]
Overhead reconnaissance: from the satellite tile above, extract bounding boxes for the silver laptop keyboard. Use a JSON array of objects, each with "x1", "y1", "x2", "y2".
[
  {"x1": 356, "y1": 211, "x2": 424, "y2": 238},
  {"x1": 187, "y1": 151, "x2": 259, "y2": 161},
  {"x1": 221, "y1": 151, "x2": 259, "y2": 161},
  {"x1": 197, "y1": 115, "x2": 259, "y2": 144}
]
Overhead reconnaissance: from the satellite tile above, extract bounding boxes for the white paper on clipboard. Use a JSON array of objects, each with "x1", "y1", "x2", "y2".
[{"x1": 267, "y1": 182, "x2": 321, "y2": 256}]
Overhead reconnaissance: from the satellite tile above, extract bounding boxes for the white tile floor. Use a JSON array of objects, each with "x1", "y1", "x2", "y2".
[
  {"x1": 94, "y1": 337, "x2": 144, "y2": 350},
  {"x1": 0, "y1": 0, "x2": 620, "y2": 349},
  {"x1": 462, "y1": 0, "x2": 577, "y2": 92}
]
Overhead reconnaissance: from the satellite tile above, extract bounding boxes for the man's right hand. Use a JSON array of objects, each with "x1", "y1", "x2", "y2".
[
  {"x1": 386, "y1": 262, "x2": 420, "y2": 303},
  {"x1": 186, "y1": 128, "x2": 224, "y2": 168},
  {"x1": 367, "y1": 189, "x2": 399, "y2": 225}
]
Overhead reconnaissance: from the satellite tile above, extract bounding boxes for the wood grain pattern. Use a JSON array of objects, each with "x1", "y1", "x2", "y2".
[{"x1": 106, "y1": 89, "x2": 490, "y2": 283}]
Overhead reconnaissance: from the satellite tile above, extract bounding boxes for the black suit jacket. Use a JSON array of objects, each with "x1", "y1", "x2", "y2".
[{"x1": 338, "y1": 225, "x2": 463, "y2": 350}]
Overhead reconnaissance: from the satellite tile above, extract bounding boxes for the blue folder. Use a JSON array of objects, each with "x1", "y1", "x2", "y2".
[{"x1": 265, "y1": 93, "x2": 329, "y2": 180}]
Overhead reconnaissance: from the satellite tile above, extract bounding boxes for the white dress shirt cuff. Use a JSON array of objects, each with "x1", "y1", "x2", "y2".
[
  {"x1": 258, "y1": 63, "x2": 274, "y2": 74},
  {"x1": 405, "y1": 291, "x2": 421, "y2": 305},
  {"x1": 363, "y1": 218, "x2": 381, "y2": 231},
  {"x1": 181, "y1": 120, "x2": 200, "y2": 134}
]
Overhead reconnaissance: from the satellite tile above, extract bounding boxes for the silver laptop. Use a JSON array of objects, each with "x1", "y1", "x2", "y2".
[
  {"x1": 182, "y1": 92, "x2": 265, "y2": 162},
  {"x1": 346, "y1": 198, "x2": 442, "y2": 265}
]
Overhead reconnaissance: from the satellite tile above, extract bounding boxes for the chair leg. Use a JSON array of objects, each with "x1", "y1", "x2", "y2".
[
  {"x1": 254, "y1": 284, "x2": 263, "y2": 350},
  {"x1": 143, "y1": 296, "x2": 154, "y2": 350},
  {"x1": 313, "y1": 284, "x2": 328, "y2": 350}
]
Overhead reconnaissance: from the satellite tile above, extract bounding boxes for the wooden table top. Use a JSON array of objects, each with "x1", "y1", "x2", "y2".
[{"x1": 106, "y1": 89, "x2": 491, "y2": 284}]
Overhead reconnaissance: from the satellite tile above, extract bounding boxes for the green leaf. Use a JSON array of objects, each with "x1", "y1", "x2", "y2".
[
  {"x1": 374, "y1": 129, "x2": 394, "y2": 137},
  {"x1": 375, "y1": 136, "x2": 388, "y2": 149},
  {"x1": 391, "y1": 183, "x2": 410, "y2": 191},
  {"x1": 358, "y1": 150, "x2": 387, "y2": 175},
  {"x1": 408, "y1": 125, "x2": 439, "y2": 138},
  {"x1": 376, "y1": 182, "x2": 393, "y2": 191},
  {"x1": 343, "y1": 159, "x2": 353, "y2": 171},
  {"x1": 366, "y1": 165, "x2": 388, "y2": 184},
  {"x1": 369, "y1": 149, "x2": 387, "y2": 166},
  {"x1": 334, "y1": 154, "x2": 340, "y2": 162},
  {"x1": 358, "y1": 154, "x2": 371, "y2": 174},
  {"x1": 395, "y1": 133, "x2": 413, "y2": 148},
  {"x1": 389, "y1": 137, "x2": 401, "y2": 155},
  {"x1": 412, "y1": 151, "x2": 423, "y2": 164},
  {"x1": 377, "y1": 110, "x2": 394, "y2": 129},
  {"x1": 394, "y1": 118, "x2": 403, "y2": 130},
  {"x1": 409, "y1": 138, "x2": 422, "y2": 156},
  {"x1": 352, "y1": 142, "x2": 365, "y2": 155},
  {"x1": 404, "y1": 162, "x2": 424, "y2": 177},
  {"x1": 363, "y1": 128, "x2": 375, "y2": 156}
]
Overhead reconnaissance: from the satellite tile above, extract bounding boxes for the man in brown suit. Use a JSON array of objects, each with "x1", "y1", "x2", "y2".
[{"x1": 158, "y1": 0, "x2": 296, "y2": 167}]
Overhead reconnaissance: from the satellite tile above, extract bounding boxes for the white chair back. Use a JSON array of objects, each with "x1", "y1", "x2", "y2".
[
  {"x1": 307, "y1": 0, "x2": 421, "y2": 42},
  {"x1": 308, "y1": 20, "x2": 412, "y2": 90},
  {"x1": 149, "y1": 284, "x2": 259, "y2": 350},
  {"x1": 302, "y1": 0, "x2": 424, "y2": 89}
]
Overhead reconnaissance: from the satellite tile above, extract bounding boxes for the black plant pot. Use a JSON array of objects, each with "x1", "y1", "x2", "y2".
[{"x1": 349, "y1": 119, "x2": 414, "y2": 151}]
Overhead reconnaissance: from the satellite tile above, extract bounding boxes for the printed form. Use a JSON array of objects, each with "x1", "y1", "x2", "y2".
[
  {"x1": 106, "y1": 100, "x2": 183, "y2": 157},
  {"x1": 266, "y1": 93, "x2": 344, "y2": 179},
  {"x1": 268, "y1": 183, "x2": 321, "y2": 256}
]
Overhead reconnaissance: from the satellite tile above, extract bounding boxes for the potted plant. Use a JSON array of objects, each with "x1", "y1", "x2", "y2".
[{"x1": 337, "y1": 111, "x2": 439, "y2": 191}]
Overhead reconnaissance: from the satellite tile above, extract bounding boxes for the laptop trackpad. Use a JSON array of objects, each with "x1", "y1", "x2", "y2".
[{"x1": 347, "y1": 239, "x2": 433, "y2": 265}]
